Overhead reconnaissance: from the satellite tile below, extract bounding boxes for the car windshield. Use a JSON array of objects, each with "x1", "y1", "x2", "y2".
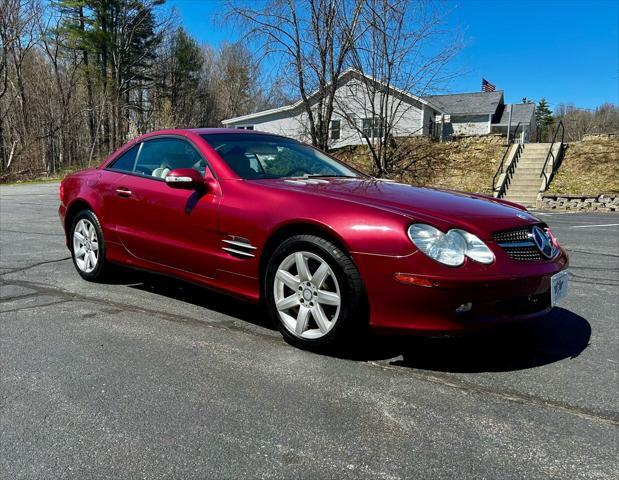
[{"x1": 201, "y1": 133, "x2": 362, "y2": 180}]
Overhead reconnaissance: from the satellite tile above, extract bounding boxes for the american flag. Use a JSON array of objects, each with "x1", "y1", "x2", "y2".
[{"x1": 482, "y1": 78, "x2": 496, "y2": 92}]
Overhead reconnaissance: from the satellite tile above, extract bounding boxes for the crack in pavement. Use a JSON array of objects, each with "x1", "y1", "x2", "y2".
[
  {"x1": 1, "y1": 298, "x2": 72, "y2": 314},
  {"x1": 0, "y1": 256, "x2": 71, "y2": 275},
  {"x1": 368, "y1": 361, "x2": 619, "y2": 426},
  {"x1": 566, "y1": 248, "x2": 619, "y2": 258},
  {"x1": 0, "y1": 228, "x2": 65, "y2": 237},
  {"x1": 568, "y1": 271, "x2": 619, "y2": 287},
  {"x1": 1, "y1": 277, "x2": 278, "y2": 342},
  {"x1": 2, "y1": 273, "x2": 618, "y2": 427}
]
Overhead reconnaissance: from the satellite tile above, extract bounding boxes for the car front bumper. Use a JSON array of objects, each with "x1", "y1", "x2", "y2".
[{"x1": 352, "y1": 247, "x2": 569, "y2": 334}]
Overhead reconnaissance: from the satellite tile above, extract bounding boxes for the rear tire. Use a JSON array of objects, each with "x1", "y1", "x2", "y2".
[
  {"x1": 265, "y1": 234, "x2": 368, "y2": 351},
  {"x1": 70, "y1": 209, "x2": 112, "y2": 282}
]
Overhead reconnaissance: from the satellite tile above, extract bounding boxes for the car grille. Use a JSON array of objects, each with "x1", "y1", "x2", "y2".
[
  {"x1": 493, "y1": 224, "x2": 546, "y2": 262},
  {"x1": 492, "y1": 226, "x2": 533, "y2": 243}
]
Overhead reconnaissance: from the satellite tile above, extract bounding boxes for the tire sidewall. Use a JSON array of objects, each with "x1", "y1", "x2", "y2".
[
  {"x1": 70, "y1": 209, "x2": 106, "y2": 281},
  {"x1": 265, "y1": 236, "x2": 364, "y2": 349}
]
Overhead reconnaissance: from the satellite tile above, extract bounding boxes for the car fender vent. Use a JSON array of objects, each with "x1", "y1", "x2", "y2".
[{"x1": 222, "y1": 236, "x2": 256, "y2": 258}]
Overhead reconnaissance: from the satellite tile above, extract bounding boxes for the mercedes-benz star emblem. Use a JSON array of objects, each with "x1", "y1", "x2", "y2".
[
  {"x1": 531, "y1": 226, "x2": 555, "y2": 258},
  {"x1": 516, "y1": 212, "x2": 529, "y2": 220}
]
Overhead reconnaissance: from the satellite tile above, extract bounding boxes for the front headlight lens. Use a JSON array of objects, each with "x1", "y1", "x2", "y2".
[
  {"x1": 452, "y1": 229, "x2": 495, "y2": 264},
  {"x1": 408, "y1": 224, "x2": 466, "y2": 266},
  {"x1": 408, "y1": 224, "x2": 494, "y2": 266}
]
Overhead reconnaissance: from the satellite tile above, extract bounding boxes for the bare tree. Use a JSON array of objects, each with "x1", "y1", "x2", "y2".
[
  {"x1": 336, "y1": 0, "x2": 460, "y2": 175},
  {"x1": 0, "y1": 0, "x2": 41, "y2": 170},
  {"x1": 227, "y1": 0, "x2": 364, "y2": 150},
  {"x1": 555, "y1": 103, "x2": 619, "y2": 141}
]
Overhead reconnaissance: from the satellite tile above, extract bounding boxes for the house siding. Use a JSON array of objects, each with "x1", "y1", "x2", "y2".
[
  {"x1": 223, "y1": 76, "x2": 428, "y2": 148},
  {"x1": 449, "y1": 114, "x2": 491, "y2": 136},
  {"x1": 223, "y1": 70, "x2": 534, "y2": 144}
]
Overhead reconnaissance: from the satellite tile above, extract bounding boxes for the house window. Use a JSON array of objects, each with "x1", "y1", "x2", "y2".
[
  {"x1": 362, "y1": 117, "x2": 382, "y2": 138},
  {"x1": 235, "y1": 125, "x2": 254, "y2": 130},
  {"x1": 330, "y1": 120, "x2": 341, "y2": 140}
]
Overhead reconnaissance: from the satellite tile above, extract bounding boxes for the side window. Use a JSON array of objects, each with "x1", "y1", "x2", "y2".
[
  {"x1": 134, "y1": 138, "x2": 206, "y2": 179},
  {"x1": 330, "y1": 120, "x2": 341, "y2": 140},
  {"x1": 107, "y1": 144, "x2": 139, "y2": 172}
]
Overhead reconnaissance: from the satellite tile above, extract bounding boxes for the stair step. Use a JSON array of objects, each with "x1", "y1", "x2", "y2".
[
  {"x1": 506, "y1": 186, "x2": 540, "y2": 193},
  {"x1": 511, "y1": 174, "x2": 542, "y2": 183},
  {"x1": 512, "y1": 173, "x2": 542, "y2": 179},
  {"x1": 512, "y1": 170, "x2": 542, "y2": 175},
  {"x1": 516, "y1": 166, "x2": 543, "y2": 170},
  {"x1": 511, "y1": 175, "x2": 542, "y2": 181},
  {"x1": 511, "y1": 179, "x2": 542, "y2": 185},
  {"x1": 505, "y1": 196, "x2": 537, "y2": 203}
]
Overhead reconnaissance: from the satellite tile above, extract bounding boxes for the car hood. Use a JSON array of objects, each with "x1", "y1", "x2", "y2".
[{"x1": 257, "y1": 177, "x2": 540, "y2": 234}]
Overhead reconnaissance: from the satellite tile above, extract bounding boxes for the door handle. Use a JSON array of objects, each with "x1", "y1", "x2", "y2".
[{"x1": 116, "y1": 187, "x2": 132, "y2": 198}]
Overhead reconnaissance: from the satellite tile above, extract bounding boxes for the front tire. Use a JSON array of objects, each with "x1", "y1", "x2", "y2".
[
  {"x1": 70, "y1": 209, "x2": 111, "y2": 281},
  {"x1": 265, "y1": 235, "x2": 367, "y2": 350}
]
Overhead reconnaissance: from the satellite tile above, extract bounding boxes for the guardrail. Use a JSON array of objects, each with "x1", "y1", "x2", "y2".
[{"x1": 539, "y1": 120, "x2": 565, "y2": 191}]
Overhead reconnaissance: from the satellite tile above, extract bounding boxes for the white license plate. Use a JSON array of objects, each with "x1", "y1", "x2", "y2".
[{"x1": 551, "y1": 270, "x2": 569, "y2": 306}]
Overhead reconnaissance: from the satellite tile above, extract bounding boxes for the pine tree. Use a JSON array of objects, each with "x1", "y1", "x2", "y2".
[{"x1": 535, "y1": 98, "x2": 554, "y2": 140}]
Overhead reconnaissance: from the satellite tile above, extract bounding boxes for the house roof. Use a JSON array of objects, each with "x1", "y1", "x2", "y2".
[
  {"x1": 222, "y1": 68, "x2": 439, "y2": 125},
  {"x1": 422, "y1": 91, "x2": 504, "y2": 116},
  {"x1": 494, "y1": 103, "x2": 535, "y2": 126}
]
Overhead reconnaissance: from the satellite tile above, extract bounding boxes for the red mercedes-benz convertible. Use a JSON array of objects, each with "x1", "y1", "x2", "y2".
[{"x1": 59, "y1": 129, "x2": 569, "y2": 349}]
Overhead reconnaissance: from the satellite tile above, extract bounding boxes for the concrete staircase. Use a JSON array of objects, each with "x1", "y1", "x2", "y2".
[{"x1": 502, "y1": 143, "x2": 561, "y2": 207}]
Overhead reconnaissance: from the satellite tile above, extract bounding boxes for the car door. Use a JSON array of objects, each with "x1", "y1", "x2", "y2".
[{"x1": 108, "y1": 136, "x2": 221, "y2": 278}]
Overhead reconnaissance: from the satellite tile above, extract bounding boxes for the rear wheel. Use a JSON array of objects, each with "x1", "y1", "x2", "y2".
[
  {"x1": 265, "y1": 235, "x2": 367, "y2": 350},
  {"x1": 70, "y1": 210, "x2": 111, "y2": 281}
]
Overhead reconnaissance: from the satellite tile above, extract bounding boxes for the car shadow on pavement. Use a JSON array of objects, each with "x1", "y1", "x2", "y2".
[
  {"x1": 99, "y1": 269, "x2": 591, "y2": 373},
  {"x1": 356, "y1": 308, "x2": 591, "y2": 373},
  {"x1": 107, "y1": 267, "x2": 274, "y2": 331}
]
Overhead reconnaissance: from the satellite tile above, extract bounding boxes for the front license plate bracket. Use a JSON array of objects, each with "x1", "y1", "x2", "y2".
[{"x1": 551, "y1": 270, "x2": 569, "y2": 306}]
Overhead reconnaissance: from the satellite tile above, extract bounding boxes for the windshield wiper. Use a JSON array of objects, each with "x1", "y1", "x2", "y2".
[{"x1": 300, "y1": 174, "x2": 358, "y2": 178}]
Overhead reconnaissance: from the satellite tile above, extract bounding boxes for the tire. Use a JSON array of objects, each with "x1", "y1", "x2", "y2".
[
  {"x1": 70, "y1": 209, "x2": 111, "y2": 281},
  {"x1": 265, "y1": 234, "x2": 368, "y2": 351}
]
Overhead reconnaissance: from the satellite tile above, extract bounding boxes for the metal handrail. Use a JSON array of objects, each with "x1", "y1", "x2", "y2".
[
  {"x1": 496, "y1": 143, "x2": 523, "y2": 198},
  {"x1": 539, "y1": 120, "x2": 565, "y2": 190},
  {"x1": 492, "y1": 122, "x2": 523, "y2": 194}
]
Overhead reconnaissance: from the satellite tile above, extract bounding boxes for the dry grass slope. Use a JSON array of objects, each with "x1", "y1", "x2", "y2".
[
  {"x1": 547, "y1": 138, "x2": 619, "y2": 195},
  {"x1": 333, "y1": 136, "x2": 507, "y2": 195}
]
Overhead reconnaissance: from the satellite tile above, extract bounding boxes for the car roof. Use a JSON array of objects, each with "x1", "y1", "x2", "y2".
[
  {"x1": 129, "y1": 128, "x2": 298, "y2": 149},
  {"x1": 186, "y1": 128, "x2": 277, "y2": 136}
]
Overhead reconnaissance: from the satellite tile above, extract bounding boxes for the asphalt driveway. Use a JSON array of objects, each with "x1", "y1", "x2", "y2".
[{"x1": 1, "y1": 182, "x2": 617, "y2": 479}]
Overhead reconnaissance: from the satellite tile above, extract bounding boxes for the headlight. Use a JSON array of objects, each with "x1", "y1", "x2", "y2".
[
  {"x1": 452, "y1": 229, "x2": 495, "y2": 264},
  {"x1": 408, "y1": 224, "x2": 494, "y2": 266}
]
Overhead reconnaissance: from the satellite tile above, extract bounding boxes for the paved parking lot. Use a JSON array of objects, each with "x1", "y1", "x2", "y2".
[{"x1": 1, "y1": 182, "x2": 618, "y2": 479}]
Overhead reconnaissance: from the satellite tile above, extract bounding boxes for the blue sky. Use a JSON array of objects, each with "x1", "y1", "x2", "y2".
[{"x1": 168, "y1": 0, "x2": 619, "y2": 109}]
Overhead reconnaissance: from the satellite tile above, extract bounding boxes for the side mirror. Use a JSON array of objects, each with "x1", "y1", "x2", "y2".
[{"x1": 165, "y1": 168, "x2": 205, "y2": 190}]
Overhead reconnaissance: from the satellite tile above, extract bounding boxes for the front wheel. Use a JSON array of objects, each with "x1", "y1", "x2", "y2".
[{"x1": 265, "y1": 235, "x2": 368, "y2": 350}]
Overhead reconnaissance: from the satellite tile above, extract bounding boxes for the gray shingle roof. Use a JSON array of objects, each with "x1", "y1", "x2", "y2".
[
  {"x1": 494, "y1": 103, "x2": 535, "y2": 125},
  {"x1": 422, "y1": 91, "x2": 504, "y2": 115}
]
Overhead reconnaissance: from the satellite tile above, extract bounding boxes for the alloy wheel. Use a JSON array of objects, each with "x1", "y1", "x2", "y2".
[
  {"x1": 73, "y1": 219, "x2": 99, "y2": 273},
  {"x1": 273, "y1": 251, "x2": 341, "y2": 339}
]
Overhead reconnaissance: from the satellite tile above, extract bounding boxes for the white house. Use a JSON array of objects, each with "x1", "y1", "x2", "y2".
[{"x1": 222, "y1": 69, "x2": 536, "y2": 146}]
